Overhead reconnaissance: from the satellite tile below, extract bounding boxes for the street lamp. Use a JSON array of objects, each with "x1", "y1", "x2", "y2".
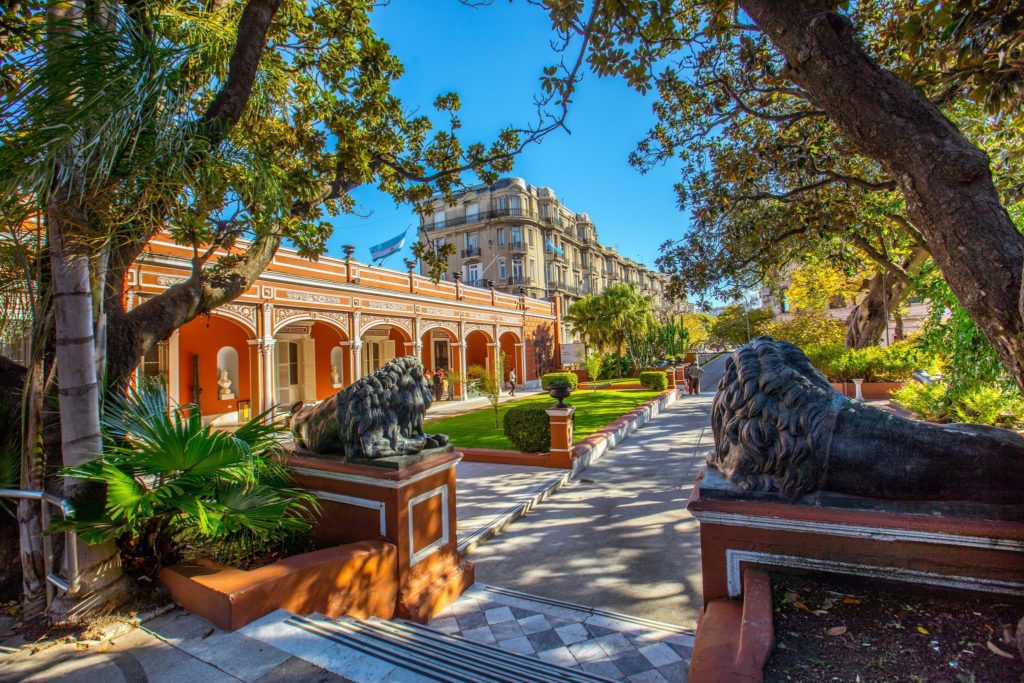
[{"x1": 343, "y1": 244, "x2": 356, "y2": 283}]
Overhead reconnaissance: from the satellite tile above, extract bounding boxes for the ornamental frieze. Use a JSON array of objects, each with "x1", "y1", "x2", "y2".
[
  {"x1": 281, "y1": 289, "x2": 345, "y2": 305},
  {"x1": 156, "y1": 275, "x2": 189, "y2": 287},
  {"x1": 359, "y1": 314, "x2": 412, "y2": 337},
  {"x1": 419, "y1": 319, "x2": 459, "y2": 336},
  {"x1": 219, "y1": 302, "x2": 257, "y2": 325},
  {"x1": 364, "y1": 299, "x2": 413, "y2": 313},
  {"x1": 497, "y1": 325, "x2": 523, "y2": 338}
]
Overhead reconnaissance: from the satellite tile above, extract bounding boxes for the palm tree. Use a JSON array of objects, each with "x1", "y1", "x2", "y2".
[
  {"x1": 564, "y1": 295, "x2": 609, "y2": 357},
  {"x1": 596, "y1": 284, "x2": 657, "y2": 378}
]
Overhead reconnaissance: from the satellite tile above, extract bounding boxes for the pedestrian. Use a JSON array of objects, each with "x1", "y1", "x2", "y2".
[
  {"x1": 437, "y1": 368, "x2": 446, "y2": 401},
  {"x1": 447, "y1": 370, "x2": 455, "y2": 401},
  {"x1": 432, "y1": 369, "x2": 443, "y2": 401},
  {"x1": 686, "y1": 361, "x2": 704, "y2": 395},
  {"x1": 507, "y1": 368, "x2": 517, "y2": 396}
]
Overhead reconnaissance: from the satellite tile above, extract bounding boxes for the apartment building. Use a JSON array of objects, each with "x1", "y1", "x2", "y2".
[{"x1": 417, "y1": 177, "x2": 677, "y2": 320}]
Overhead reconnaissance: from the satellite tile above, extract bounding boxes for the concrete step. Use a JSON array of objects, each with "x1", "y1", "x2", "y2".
[{"x1": 285, "y1": 613, "x2": 614, "y2": 683}]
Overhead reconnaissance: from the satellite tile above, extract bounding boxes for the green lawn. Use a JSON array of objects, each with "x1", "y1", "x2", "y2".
[{"x1": 427, "y1": 389, "x2": 663, "y2": 450}]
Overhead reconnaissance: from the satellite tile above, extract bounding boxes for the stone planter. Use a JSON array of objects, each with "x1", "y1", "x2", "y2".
[
  {"x1": 160, "y1": 539, "x2": 398, "y2": 631},
  {"x1": 829, "y1": 381, "x2": 905, "y2": 401}
]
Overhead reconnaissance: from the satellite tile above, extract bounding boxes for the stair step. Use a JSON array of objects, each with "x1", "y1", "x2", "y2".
[
  {"x1": 376, "y1": 617, "x2": 613, "y2": 683},
  {"x1": 284, "y1": 614, "x2": 614, "y2": 683}
]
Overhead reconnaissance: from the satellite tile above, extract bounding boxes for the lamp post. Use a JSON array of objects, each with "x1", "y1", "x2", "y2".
[{"x1": 404, "y1": 258, "x2": 417, "y2": 293}]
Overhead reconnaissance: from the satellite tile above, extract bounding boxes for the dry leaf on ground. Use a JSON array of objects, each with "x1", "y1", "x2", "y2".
[{"x1": 827, "y1": 626, "x2": 848, "y2": 636}]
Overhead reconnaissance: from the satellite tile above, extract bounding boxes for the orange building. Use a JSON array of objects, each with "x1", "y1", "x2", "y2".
[{"x1": 128, "y1": 237, "x2": 560, "y2": 424}]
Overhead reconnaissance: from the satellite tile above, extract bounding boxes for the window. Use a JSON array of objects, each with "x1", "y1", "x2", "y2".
[
  {"x1": 432, "y1": 210, "x2": 445, "y2": 228},
  {"x1": 513, "y1": 258, "x2": 523, "y2": 281},
  {"x1": 498, "y1": 258, "x2": 507, "y2": 280},
  {"x1": 142, "y1": 343, "x2": 166, "y2": 379},
  {"x1": 466, "y1": 202, "x2": 478, "y2": 220},
  {"x1": 541, "y1": 204, "x2": 550, "y2": 218},
  {"x1": 497, "y1": 228, "x2": 505, "y2": 246},
  {"x1": 468, "y1": 264, "x2": 479, "y2": 284},
  {"x1": 529, "y1": 259, "x2": 536, "y2": 280},
  {"x1": 494, "y1": 196, "x2": 506, "y2": 211},
  {"x1": 528, "y1": 228, "x2": 534, "y2": 246},
  {"x1": 465, "y1": 231, "x2": 478, "y2": 250},
  {"x1": 510, "y1": 226, "x2": 522, "y2": 246},
  {"x1": 509, "y1": 195, "x2": 521, "y2": 215},
  {"x1": 433, "y1": 339, "x2": 450, "y2": 371},
  {"x1": 545, "y1": 263, "x2": 552, "y2": 282}
]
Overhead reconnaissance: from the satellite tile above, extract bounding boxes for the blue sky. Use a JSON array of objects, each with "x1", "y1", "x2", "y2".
[{"x1": 326, "y1": 0, "x2": 689, "y2": 273}]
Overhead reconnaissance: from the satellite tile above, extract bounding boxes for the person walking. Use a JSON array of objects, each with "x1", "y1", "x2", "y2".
[
  {"x1": 686, "y1": 361, "x2": 704, "y2": 395},
  {"x1": 507, "y1": 368, "x2": 517, "y2": 396},
  {"x1": 432, "y1": 369, "x2": 443, "y2": 401}
]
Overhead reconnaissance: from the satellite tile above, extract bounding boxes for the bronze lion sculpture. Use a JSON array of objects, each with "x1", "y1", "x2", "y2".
[
  {"x1": 710, "y1": 337, "x2": 1024, "y2": 504},
  {"x1": 290, "y1": 356, "x2": 449, "y2": 459}
]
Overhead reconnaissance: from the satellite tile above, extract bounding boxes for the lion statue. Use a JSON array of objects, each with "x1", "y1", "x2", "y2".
[
  {"x1": 710, "y1": 337, "x2": 1024, "y2": 504},
  {"x1": 290, "y1": 356, "x2": 449, "y2": 459}
]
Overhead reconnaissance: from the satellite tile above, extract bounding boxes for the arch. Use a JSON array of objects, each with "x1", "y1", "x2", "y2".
[
  {"x1": 177, "y1": 314, "x2": 253, "y2": 418},
  {"x1": 360, "y1": 319, "x2": 413, "y2": 342},
  {"x1": 498, "y1": 331, "x2": 521, "y2": 383},
  {"x1": 420, "y1": 326, "x2": 457, "y2": 375},
  {"x1": 210, "y1": 309, "x2": 257, "y2": 337},
  {"x1": 274, "y1": 313, "x2": 347, "y2": 337},
  {"x1": 465, "y1": 329, "x2": 492, "y2": 371}
]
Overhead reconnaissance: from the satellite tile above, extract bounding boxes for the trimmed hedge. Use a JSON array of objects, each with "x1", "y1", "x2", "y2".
[
  {"x1": 502, "y1": 405, "x2": 551, "y2": 452},
  {"x1": 541, "y1": 372, "x2": 579, "y2": 391},
  {"x1": 639, "y1": 371, "x2": 668, "y2": 391}
]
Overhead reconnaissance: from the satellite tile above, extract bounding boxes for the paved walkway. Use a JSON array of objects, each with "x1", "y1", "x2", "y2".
[
  {"x1": 424, "y1": 388, "x2": 544, "y2": 419},
  {"x1": 455, "y1": 462, "x2": 567, "y2": 544},
  {"x1": 467, "y1": 356, "x2": 727, "y2": 629}
]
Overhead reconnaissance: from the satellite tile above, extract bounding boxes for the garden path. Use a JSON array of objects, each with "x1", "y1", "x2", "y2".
[{"x1": 466, "y1": 354, "x2": 728, "y2": 629}]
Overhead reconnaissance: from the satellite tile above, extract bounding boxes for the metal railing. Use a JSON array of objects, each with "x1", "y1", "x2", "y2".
[
  {"x1": 421, "y1": 207, "x2": 532, "y2": 232},
  {"x1": 461, "y1": 246, "x2": 481, "y2": 258},
  {"x1": 0, "y1": 489, "x2": 81, "y2": 605}
]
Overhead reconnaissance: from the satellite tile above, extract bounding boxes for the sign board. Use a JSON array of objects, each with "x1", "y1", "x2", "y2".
[{"x1": 559, "y1": 343, "x2": 585, "y2": 366}]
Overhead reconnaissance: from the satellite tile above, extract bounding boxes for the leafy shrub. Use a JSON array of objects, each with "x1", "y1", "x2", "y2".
[
  {"x1": 756, "y1": 309, "x2": 843, "y2": 349},
  {"x1": 892, "y1": 380, "x2": 1024, "y2": 428},
  {"x1": 639, "y1": 371, "x2": 668, "y2": 391},
  {"x1": 58, "y1": 383, "x2": 318, "y2": 575},
  {"x1": 805, "y1": 341, "x2": 921, "y2": 383},
  {"x1": 541, "y1": 372, "x2": 578, "y2": 391},
  {"x1": 502, "y1": 405, "x2": 551, "y2": 452},
  {"x1": 583, "y1": 350, "x2": 603, "y2": 385},
  {"x1": 600, "y1": 353, "x2": 630, "y2": 380}
]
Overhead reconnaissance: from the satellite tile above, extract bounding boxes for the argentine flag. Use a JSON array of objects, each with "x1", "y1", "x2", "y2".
[
  {"x1": 369, "y1": 230, "x2": 407, "y2": 262},
  {"x1": 545, "y1": 238, "x2": 564, "y2": 256}
]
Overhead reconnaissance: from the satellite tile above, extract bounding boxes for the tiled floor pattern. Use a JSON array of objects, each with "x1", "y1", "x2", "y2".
[{"x1": 430, "y1": 584, "x2": 694, "y2": 682}]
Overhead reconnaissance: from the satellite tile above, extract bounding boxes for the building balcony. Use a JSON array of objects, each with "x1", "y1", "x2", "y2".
[
  {"x1": 422, "y1": 207, "x2": 535, "y2": 232},
  {"x1": 506, "y1": 275, "x2": 531, "y2": 287},
  {"x1": 507, "y1": 240, "x2": 527, "y2": 253},
  {"x1": 545, "y1": 250, "x2": 566, "y2": 263},
  {"x1": 461, "y1": 246, "x2": 482, "y2": 259}
]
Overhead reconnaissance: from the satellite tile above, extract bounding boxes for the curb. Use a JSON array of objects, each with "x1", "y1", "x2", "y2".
[{"x1": 457, "y1": 470, "x2": 572, "y2": 555}]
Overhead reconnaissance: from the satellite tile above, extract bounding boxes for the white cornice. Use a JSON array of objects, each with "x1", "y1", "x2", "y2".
[{"x1": 136, "y1": 252, "x2": 555, "y2": 321}]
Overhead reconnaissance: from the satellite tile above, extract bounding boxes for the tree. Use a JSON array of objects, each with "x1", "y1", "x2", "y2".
[
  {"x1": 1, "y1": 0, "x2": 577, "y2": 390},
  {"x1": 710, "y1": 305, "x2": 772, "y2": 348},
  {"x1": 564, "y1": 295, "x2": 609, "y2": 357},
  {"x1": 540, "y1": 1, "x2": 1024, "y2": 388},
  {"x1": 757, "y1": 309, "x2": 846, "y2": 351},
  {"x1": 680, "y1": 313, "x2": 713, "y2": 353},
  {"x1": 596, "y1": 284, "x2": 657, "y2": 378}
]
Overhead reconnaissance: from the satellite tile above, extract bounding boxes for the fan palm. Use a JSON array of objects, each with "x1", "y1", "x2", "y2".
[
  {"x1": 58, "y1": 382, "x2": 317, "y2": 574},
  {"x1": 597, "y1": 284, "x2": 657, "y2": 378}
]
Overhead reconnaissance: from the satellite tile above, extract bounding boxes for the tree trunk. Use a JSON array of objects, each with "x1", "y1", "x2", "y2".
[
  {"x1": 740, "y1": 0, "x2": 1024, "y2": 390},
  {"x1": 18, "y1": 359, "x2": 46, "y2": 617}
]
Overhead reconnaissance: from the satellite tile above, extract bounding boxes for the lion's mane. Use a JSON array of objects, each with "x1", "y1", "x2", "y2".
[{"x1": 710, "y1": 336, "x2": 842, "y2": 500}]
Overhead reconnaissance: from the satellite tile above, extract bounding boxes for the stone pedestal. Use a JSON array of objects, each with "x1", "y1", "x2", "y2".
[
  {"x1": 688, "y1": 467, "x2": 1024, "y2": 605},
  {"x1": 666, "y1": 369, "x2": 677, "y2": 390},
  {"x1": 285, "y1": 447, "x2": 474, "y2": 622},
  {"x1": 545, "y1": 406, "x2": 576, "y2": 469}
]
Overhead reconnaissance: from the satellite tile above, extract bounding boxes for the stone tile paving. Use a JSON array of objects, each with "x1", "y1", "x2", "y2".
[{"x1": 432, "y1": 583, "x2": 695, "y2": 682}]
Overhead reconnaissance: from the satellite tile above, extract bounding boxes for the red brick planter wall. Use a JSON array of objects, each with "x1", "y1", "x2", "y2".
[{"x1": 160, "y1": 539, "x2": 399, "y2": 631}]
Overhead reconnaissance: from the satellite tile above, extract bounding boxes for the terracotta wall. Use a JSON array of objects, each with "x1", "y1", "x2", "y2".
[
  {"x1": 465, "y1": 330, "x2": 489, "y2": 369},
  {"x1": 311, "y1": 322, "x2": 346, "y2": 400},
  {"x1": 178, "y1": 315, "x2": 252, "y2": 415}
]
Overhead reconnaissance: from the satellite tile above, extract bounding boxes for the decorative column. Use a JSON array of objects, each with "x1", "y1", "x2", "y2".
[
  {"x1": 260, "y1": 339, "x2": 276, "y2": 414},
  {"x1": 486, "y1": 341, "x2": 499, "y2": 374},
  {"x1": 453, "y1": 342, "x2": 467, "y2": 401},
  {"x1": 515, "y1": 342, "x2": 526, "y2": 385},
  {"x1": 546, "y1": 405, "x2": 575, "y2": 468},
  {"x1": 168, "y1": 330, "x2": 181, "y2": 405},
  {"x1": 352, "y1": 339, "x2": 364, "y2": 380}
]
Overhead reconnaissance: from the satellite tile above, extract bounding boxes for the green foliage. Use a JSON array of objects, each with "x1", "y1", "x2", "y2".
[
  {"x1": 583, "y1": 350, "x2": 604, "y2": 387},
  {"x1": 566, "y1": 285, "x2": 657, "y2": 377},
  {"x1": 916, "y1": 262, "x2": 1005, "y2": 400},
  {"x1": 600, "y1": 353, "x2": 631, "y2": 380},
  {"x1": 757, "y1": 310, "x2": 846, "y2": 351},
  {"x1": 502, "y1": 406, "x2": 551, "y2": 453},
  {"x1": 57, "y1": 383, "x2": 317, "y2": 575},
  {"x1": 541, "y1": 372, "x2": 578, "y2": 391},
  {"x1": 806, "y1": 341, "x2": 921, "y2": 383},
  {"x1": 0, "y1": 400, "x2": 20, "y2": 516},
  {"x1": 432, "y1": 390, "x2": 662, "y2": 450},
  {"x1": 711, "y1": 305, "x2": 773, "y2": 347},
  {"x1": 893, "y1": 380, "x2": 1024, "y2": 429},
  {"x1": 638, "y1": 371, "x2": 668, "y2": 391}
]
